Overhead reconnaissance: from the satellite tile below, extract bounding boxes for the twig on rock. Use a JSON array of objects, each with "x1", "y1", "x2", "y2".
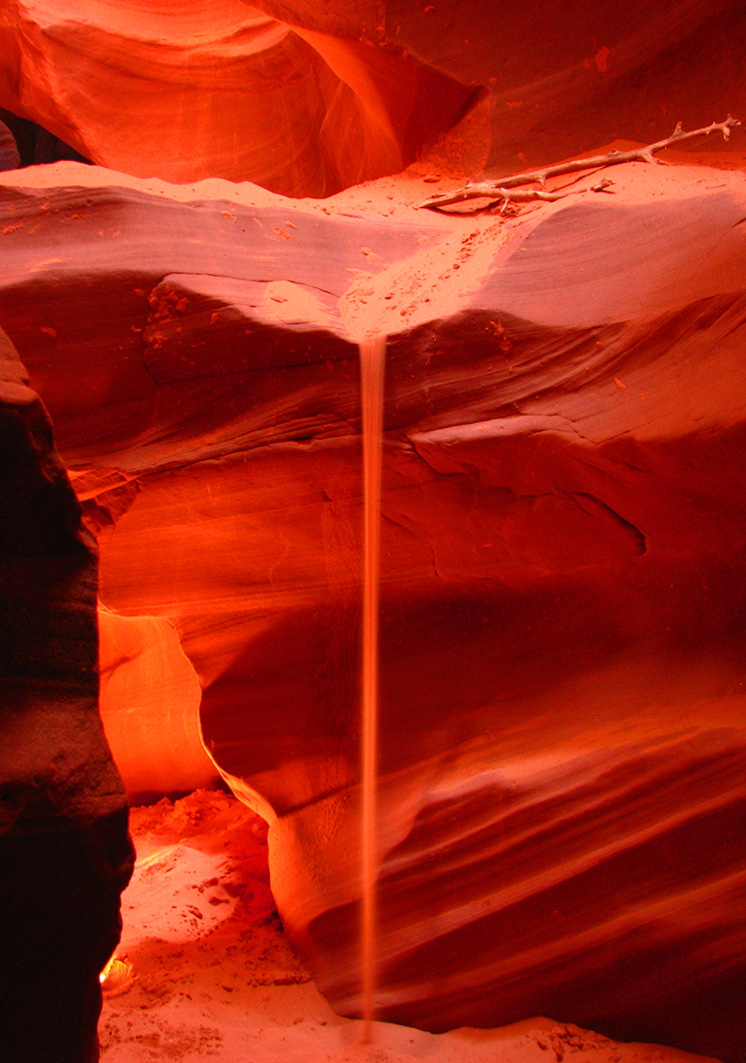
[{"x1": 420, "y1": 116, "x2": 741, "y2": 213}]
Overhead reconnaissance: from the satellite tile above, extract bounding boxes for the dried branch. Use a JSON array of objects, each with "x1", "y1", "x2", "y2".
[{"x1": 420, "y1": 116, "x2": 741, "y2": 213}]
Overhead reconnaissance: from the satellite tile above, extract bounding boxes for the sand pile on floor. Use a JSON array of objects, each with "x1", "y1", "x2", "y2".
[{"x1": 99, "y1": 789, "x2": 722, "y2": 1063}]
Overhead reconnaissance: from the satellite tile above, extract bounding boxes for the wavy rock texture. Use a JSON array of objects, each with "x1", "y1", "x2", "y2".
[
  {"x1": 375, "y1": 0, "x2": 746, "y2": 171},
  {"x1": 1, "y1": 151, "x2": 745, "y2": 1062},
  {"x1": 0, "y1": 1, "x2": 745, "y2": 194},
  {"x1": 244, "y1": 0, "x2": 746, "y2": 172},
  {"x1": 0, "y1": 0, "x2": 478, "y2": 194},
  {"x1": 0, "y1": 326, "x2": 133, "y2": 1061}
]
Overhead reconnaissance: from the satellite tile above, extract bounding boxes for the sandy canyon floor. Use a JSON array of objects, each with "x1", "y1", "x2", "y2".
[{"x1": 99, "y1": 790, "x2": 723, "y2": 1063}]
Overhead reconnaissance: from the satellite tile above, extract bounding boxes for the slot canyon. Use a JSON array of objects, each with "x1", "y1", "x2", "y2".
[{"x1": 1, "y1": 1, "x2": 745, "y2": 1061}]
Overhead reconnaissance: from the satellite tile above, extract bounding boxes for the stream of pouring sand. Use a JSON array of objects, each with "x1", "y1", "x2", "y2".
[{"x1": 359, "y1": 335, "x2": 386, "y2": 1042}]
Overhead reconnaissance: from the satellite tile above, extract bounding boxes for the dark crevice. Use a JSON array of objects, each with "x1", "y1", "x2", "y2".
[
  {"x1": 574, "y1": 491, "x2": 647, "y2": 555},
  {"x1": 0, "y1": 109, "x2": 93, "y2": 169}
]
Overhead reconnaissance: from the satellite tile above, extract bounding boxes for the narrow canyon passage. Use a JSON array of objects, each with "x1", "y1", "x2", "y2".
[{"x1": 1, "y1": 3, "x2": 745, "y2": 1062}]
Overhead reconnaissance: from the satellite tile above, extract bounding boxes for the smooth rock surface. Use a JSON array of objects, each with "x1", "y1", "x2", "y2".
[
  {"x1": 0, "y1": 153, "x2": 744, "y2": 1061},
  {"x1": 0, "y1": 1, "x2": 744, "y2": 192},
  {"x1": 0, "y1": 0, "x2": 477, "y2": 194}
]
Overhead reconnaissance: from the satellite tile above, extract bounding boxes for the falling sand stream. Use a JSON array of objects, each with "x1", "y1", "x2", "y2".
[{"x1": 359, "y1": 335, "x2": 386, "y2": 1042}]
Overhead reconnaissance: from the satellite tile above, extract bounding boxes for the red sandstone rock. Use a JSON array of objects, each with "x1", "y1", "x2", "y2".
[
  {"x1": 1, "y1": 151, "x2": 745, "y2": 1060},
  {"x1": 98, "y1": 607, "x2": 216, "y2": 801},
  {"x1": 0, "y1": 118, "x2": 18, "y2": 170},
  {"x1": 0, "y1": 0, "x2": 477, "y2": 194},
  {"x1": 375, "y1": 0, "x2": 746, "y2": 172},
  {"x1": 0, "y1": 327, "x2": 133, "y2": 1061},
  {"x1": 0, "y1": 1, "x2": 744, "y2": 196},
  {"x1": 246, "y1": 0, "x2": 746, "y2": 177},
  {"x1": 1, "y1": 4, "x2": 745, "y2": 1061}
]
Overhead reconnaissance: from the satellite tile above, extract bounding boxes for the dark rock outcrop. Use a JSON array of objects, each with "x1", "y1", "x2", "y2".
[
  {"x1": 0, "y1": 119, "x2": 19, "y2": 170},
  {"x1": 0, "y1": 327, "x2": 133, "y2": 1062}
]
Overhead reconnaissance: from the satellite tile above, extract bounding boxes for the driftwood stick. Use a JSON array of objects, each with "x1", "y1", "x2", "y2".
[
  {"x1": 420, "y1": 116, "x2": 741, "y2": 212},
  {"x1": 486, "y1": 177, "x2": 613, "y2": 213}
]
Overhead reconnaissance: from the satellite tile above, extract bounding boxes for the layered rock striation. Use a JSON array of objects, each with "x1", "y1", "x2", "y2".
[
  {"x1": 0, "y1": 2, "x2": 744, "y2": 194},
  {"x1": 0, "y1": 0, "x2": 479, "y2": 194},
  {"x1": 2, "y1": 2, "x2": 746, "y2": 1060},
  {"x1": 1, "y1": 151, "x2": 745, "y2": 1060}
]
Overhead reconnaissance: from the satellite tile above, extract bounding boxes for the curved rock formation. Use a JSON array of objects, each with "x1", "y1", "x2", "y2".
[
  {"x1": 0, "y1": 326, "x2": 133, "y2": 1061},
  {"x1": 98, "y1": 607, "x2": 216, "y2": 801},
  {"x1": 0, "y1": 0, "x2": 478, "y2": 194},
  {"x1": 0, "y1": 1, "x2": 744, "y2": 196},
  {"x1": 374, "y1": 0, "x2": 746, "y2": 172},
  {"x1": 1, "y1": 148, "x2": 745, "y2": 1061},
  {"x1": 2, "y1": 3, "x2": 746, "y2": 1061}
]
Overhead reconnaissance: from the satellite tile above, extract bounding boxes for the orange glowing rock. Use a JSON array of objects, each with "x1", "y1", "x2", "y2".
[
  {"x1": 0, "y1": 1, "x2": 745, "y2": 1052},
  {"x1": 98, "y1": 608, "x2": 216, "y2": 801},
  {"x1": 0, "y1": 0, "x2": 477, "y2": 194},
  {"x1": 1, "y1": 150, "x2": 745, "y2": 1060}
]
